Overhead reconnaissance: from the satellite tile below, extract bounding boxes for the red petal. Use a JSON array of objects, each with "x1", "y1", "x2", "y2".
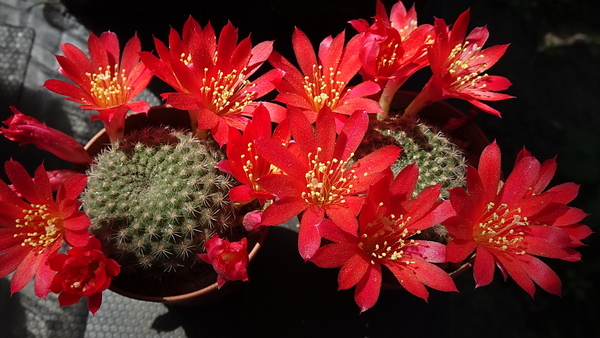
[
  {"x1": 477, "y1": 141, "x2": 502, "y2": 202},
  {"x1": 408, "y1": 240, "x2": 447, "y2": 263},
  {"x1": 390, "y1": 163, "x2": 419, "y2": 199},
  {"x1": 386, "y1": 262, "x2": 429, "y2": 301},
  {"x1": 298, "y1": 207, "x2": 326, "y2": 260},
  {"x1": 354, "y1": 264, "x2": 382, "y2": 312},
  {"x1": 338, "y1": 253, "x2": 369, "y2": 290},
  {"x1": 292, "y1": 28, "x2": 318, "y2": 77},
  {"x1": 34, "y1": 251, "x2": 57, "y2": 299},
  {"x1": 0, "y1": 246, "x2": 29, "y2": 278},
  {"x1": 446, "y1": 237, "x2": 477, "y2": 263},
  {"x1": 5, "y1": 160, "x2": 42, "y2": 204},
  {"x1": 411, "y1": 257, "x2": 457, "y2": 292},
  {"x1": 349, "y1": 145, "x2": 401, "y2": 191},
  {"x1": 88, "y1": 292, "x2": 103, "y2": 314},
  {"x1": 58, "y1": 291, "x2": 82, "y2": 307},
  {"x1": 334, "y1": 97, "x2": 383, "y2": 115},
  {"x1": 334, "y1": 110, "x2": 369, "y2": 160},
  {"x1": 43, "y1": 79, "x2": 91, "y2": 103},
  {"x1": 255, "y1": 137, "x2": 307, "y2": 181},
  {"x1": 500, "y1": 156, "x2": 540, "y2": 206},
  {"x1": 314, "y1": 108, "x2": 337, "y2": 160},
  {"x1": 256, "y1": 174, "x2": 305, "y2": 198},
  {"x1": 311, "y1": 243, "x2": 357, "y2": 268},
  {"x1": 260, "y1": 197, "x2": 307, "y2": 226},
  {"x1": 165, "y1": 93, "x2": 204, "y2": 111},
  {"x1": 11, "y1": 249, "x2": 44, "y2": 294},
  {"x1": 473, "y1": 246, "x2": 496, "y2": 288},
  {"x1": 57, "y1": 173, "x2": 87, "y2": 202},
  {"x1": 518, "y1": 255, "x2": 562, "y2": 296},
  {"x1": 325, "y1": 204, "x2": 359, "y2": 236},
  {"x1": 408, "y1": 199, "x2": 456, "y2": 231},
  {"x1": 316, "y1": 219, "x2": 358, "y2": 244},
  {"x1": 342, "y1": 81, "x2": 381, "y2": 100},
  {"x1": 228, "y1": 185, "x2": 255, "y2": 203},
  {"x1": 496, "y1": 252, "x2": 537, "y2": 297}
]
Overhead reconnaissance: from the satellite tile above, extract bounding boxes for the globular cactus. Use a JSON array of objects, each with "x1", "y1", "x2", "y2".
[
  {"x1": 81, "y1": 127, "x2": 237, "y2": 277},
  {"x1": 357, "y1": 118, "x2": 467, "y2": 199}
]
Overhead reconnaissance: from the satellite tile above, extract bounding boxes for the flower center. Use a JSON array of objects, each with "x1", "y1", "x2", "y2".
[
  {"x1": 14, "y1": 204, "x2": 62, "y2": 254},
  {"x1": 446, "y1": 41, "x2": 489, "y2": 91},
  {"x1": 241, "y1": 142, "x2": 283, "y2": 191},
  {"x1": 475, "y1": 202, "x2": 527, "y2": 254},
  {"x1": 375, "y1": 39, "x2": 401, "y2": 78},
  {"x1": 301, "y1": 147, "x2": 356, "y2": 205},
  {"x1": 86, "y1": 64, "x2": 131, "y2": 108},
  {"x1": 391, "y1": 19, "x2": 418, "y2": 39},
  {"x1": 180, "y1": 52, "x2": 193, "y2": 66},
  {"x1": 358, "y1": 207, "x2": 419, "y2": 265},
  {"x1": 65, "y1": 256, "x2": 102, "y2": 293},
  {"x1": 199, "y1": 68, "x2": 256, "y2": 116},
  {"x1": 303, "y1": 64, "x2": 346, "y2": 112}
]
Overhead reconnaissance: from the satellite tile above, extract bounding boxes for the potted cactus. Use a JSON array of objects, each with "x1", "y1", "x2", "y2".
[{"x1": 0, "y1": 0, "x2": 591, "y2": 318}]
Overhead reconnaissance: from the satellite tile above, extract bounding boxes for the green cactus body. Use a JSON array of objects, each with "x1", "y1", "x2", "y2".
[
  {"x1": 82, "y1": 127, "x2": 236, "y2": 277},
  {"x1": 358, "y1": 118, "x2": 468, "y2": 199}
]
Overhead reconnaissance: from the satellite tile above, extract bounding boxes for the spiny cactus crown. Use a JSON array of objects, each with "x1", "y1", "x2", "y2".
[
  {"x1": 82, "y1": 127, "x2": 237, "y2": 277},
  {"x1": 358, "y1": 119, "x2": 467, "y2": 199}
]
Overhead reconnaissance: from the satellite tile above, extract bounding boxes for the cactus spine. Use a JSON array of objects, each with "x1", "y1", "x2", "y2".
[
  {"x1": 82, "y1": 127, "x2": 237, "y2": 277},
  {"x1": 358, "y1": 118, "x2": 468, "y2": 199}
]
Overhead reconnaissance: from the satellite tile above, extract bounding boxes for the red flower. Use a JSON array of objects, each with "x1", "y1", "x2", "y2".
[
  {"x1": 199, "y1": 234, "x2": 249, "y2": 288},
  {"x1": 311, "y1": 165, "x2": 457, "y2": 312},
  {"x1": 44, "y1": 31, "x2": 153, "y2": 143},
  {"x1": 1, "y1": 107, "x2": 92, "y2": 164},
  {"x1": 216, "y1": 104, "x2": 290, "y2": 203},
  {"x1": 404, "y1": 9, "x2": 513, "y2": 119},
  {"x1": 140, "y1": 17, "x2": 285, "y2": 145},
  {"x1": 0, "y1": 160, "x2": 91, "y2": 298},
  {"x1": 444, "y1": 141, "x2": 591, "y2": 296},
  {"x1": 350, "y1": 0, "x2": 434, "y2": 113},
  {"x1": 255, "y1": 107, "x2": 401, "y2": 259},
  {"x1": 269, "y1": 28, "x2": 382, "y2": 125},
  {"x1": 48, "y1": 237, "x2": 120, "y2": 314}
]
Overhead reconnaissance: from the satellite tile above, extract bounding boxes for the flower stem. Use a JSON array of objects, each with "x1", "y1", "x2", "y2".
[
  {"x1": 377, "y1": 81, "x2": 403, "y2": 121},
  {"x1": 187, "y1": 109, "x2": 209, "y2": 139}
]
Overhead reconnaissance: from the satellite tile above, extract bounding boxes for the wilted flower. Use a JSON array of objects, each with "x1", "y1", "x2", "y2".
[{"x1": 1, "y1": 107, "x2": 92, "y2": 164}]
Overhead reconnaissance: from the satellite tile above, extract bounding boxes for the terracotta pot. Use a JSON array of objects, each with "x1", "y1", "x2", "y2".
[{"x1": 83, "y1": 106, "x2": 267, "y2": 307}]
